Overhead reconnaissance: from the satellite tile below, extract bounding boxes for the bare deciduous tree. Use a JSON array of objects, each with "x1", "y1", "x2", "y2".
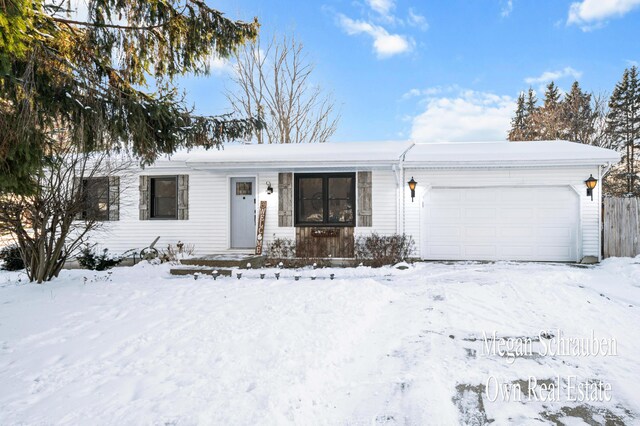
[
  {"x1": 0, "y1": 142, "x2": 130, "y2": 283},
  {"x1": 226, "y1": 35, "x2": 340, "y2": 144}
]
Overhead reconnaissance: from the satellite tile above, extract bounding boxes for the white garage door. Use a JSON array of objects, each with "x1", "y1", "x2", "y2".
[{"x1": 423, "y1": 187, "x2": 579, "y2": 261}]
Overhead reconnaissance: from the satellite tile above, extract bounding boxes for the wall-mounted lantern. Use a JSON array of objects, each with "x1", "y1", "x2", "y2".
[
  {"x1": 407, "y1": 177, "x2": 417, "y2": 202},
  {"x1": 585, "y1": 174, "x2": 597, "y2": 201},
  {"x1": 266, "y1": 181, "x2": 273, "y2": 195}
]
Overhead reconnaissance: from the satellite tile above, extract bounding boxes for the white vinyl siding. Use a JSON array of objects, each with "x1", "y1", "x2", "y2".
[
  {"x1": 91, "y1": 170, "x2": 230, "y2": 254},
  {"x1": 354, "y1": 169, "x2": 399, "y2": 239},
  {"x1": 260, "y1": 171, "x2": 295, "y2": 249}
]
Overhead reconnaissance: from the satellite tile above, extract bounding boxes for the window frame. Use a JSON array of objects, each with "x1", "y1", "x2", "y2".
[
  {"x1": 150, "y1": 176, "x2": 178, "y2": 220},
  {"x1": 294, "y1": 172, "x2": 356, "y2": 227},
  {"x1": 81, "y1": 177, "x2": 110, "y2": 221}
]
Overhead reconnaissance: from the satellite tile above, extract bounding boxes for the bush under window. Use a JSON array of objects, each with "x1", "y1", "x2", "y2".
[{"x1": 355, "y1": 233, "x2": 415, "y2": 267}]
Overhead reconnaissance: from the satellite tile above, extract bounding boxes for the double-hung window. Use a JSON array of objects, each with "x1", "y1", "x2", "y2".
[{"x1": 150, "y1": 177, "x2": 178, "y2": 219}]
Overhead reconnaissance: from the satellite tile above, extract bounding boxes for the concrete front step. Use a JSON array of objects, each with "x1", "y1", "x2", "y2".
[{"x1": 180, "y1": 254, "x2": 265, "y2": 268}]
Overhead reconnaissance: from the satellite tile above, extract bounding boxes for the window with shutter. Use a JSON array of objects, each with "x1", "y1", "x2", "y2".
[{"x1": 140, "y1": 175, "x2": 188, "y2": 220}]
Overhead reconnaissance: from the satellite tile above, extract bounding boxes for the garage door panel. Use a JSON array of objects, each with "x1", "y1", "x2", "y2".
[
  {"x1": 465, "y1": 227, "x2": 496, "y2": 238},
  {"x1": 538, "y1": 246, "x2": 573, "y2": 258},
  {"x1": 423, "y1": 187, "x2": 578, "y2": 261},
  {"x1": 499, "y1": 208, "x2": 535, "y2": 222},
  {"x1": 429, "y1": 208, "x2": 461, "y2": 220},
  {"x1": 430, "y1": 190, "x2": 462, "y2": 203},
  {"x1": 427, "y1": 226, "x2": 461, "y2": 239},
  {"x1": 538, "y1": 227, "x2": 573, "y2": 238},
  {"x1": 497, "y1": 227, "x2": 534, "y2": 238},
  {"x1": 538, "y1": 208, "x2": 574, "y2": 220},
  {"x1": 464, "y1": 208, "x2": 496, "y2": 219},
  {"x1": 464, "y1": 245, "x2": 497, "y2": 257},
  {"x1": 497, "y1": 246, "x2": 536, "y2": 257},
  {"x1": 464, "y1": 190, "x2": 497, "y2": 204},
  {"x1": 427, "y1": 245, "x2": 462, "y2": 257},
  {"x1": 497, "y1": 191, "x2": 532, "y2": 204}
]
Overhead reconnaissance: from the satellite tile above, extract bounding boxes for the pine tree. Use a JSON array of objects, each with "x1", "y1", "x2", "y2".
[
  {"x1": 563, "y1": 81, "x2": 595, "y2": 143},
  {"x1": 607, "y1": 66, "x2": 640, "y2": 196},
  {"x1": 522, "y1": 87, "x2": 539, "y2": 140},
  {"x1": 544, "y1": 82, "x2": 561, "y2": 108},
  {"x1": 0, "y1": 0, "x2": 262, "y2": 195},
  {"x1": 508, "y1": 92, "x2": 527, "y2": 141},
  {"x1": 534, "y1": 82, "x2": 564, "y2": 140}
]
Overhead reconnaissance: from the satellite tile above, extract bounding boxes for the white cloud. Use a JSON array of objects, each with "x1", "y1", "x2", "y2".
[
  {"x1": 337, "y1": 14, "x2": 413, "y2": 58},
  {"x1": 524, "y1": 67, "x2": 582, "y2": 85},
  {"x1": 401, "y1": 85, "x2": 456, "y2": 100},
  {"x1": 501, "y1": 0, "x2": 514, "y2": 17},
  {"x1": 567, "y1": 0, "x2": 640, "y2": 29},
  {"x1": 208, "y1": 56, "x2": 233, "y2": 75},
  {"x1": 409, "y1": 90, "x2": 515, "y2": 142},
  {"x1": 407, "y1": 8, "x2": 429, "y2": 30},
  {"x1": 366, "y1": 0, "x2": 395, "y2": 16}
]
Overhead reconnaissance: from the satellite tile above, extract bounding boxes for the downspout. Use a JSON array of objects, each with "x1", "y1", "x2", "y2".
[
  {"x1": 397, "y1": 143, "x2": 415, "y2": 235},
  {"x1": 598, "y1": 162, "x2": 613, "y2": 262},
  {"x1": 392, "y1": 164, "x2": 401, "y2": 234}
]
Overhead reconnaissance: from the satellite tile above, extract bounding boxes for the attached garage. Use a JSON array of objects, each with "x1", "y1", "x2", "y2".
[
  {"x1": 402, "y1": 141, "x2": 621, "y2": 263},
  {"x1": 422, "y1": 186, "x2": 579, "y2": 261}
]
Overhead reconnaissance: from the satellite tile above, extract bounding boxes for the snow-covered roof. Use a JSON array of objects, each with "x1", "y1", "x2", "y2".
[
  {"x1": 404, "y1": 141, "x2": 620, "y2": 167},
  {"x1": 171, "y1": 141, "x2": 414, "y2": 168},
  {"x1": 156, "y1": 140, "x2": 619, "y2": 169}
]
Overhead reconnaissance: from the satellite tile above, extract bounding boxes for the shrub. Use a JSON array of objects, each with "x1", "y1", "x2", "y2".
[
  {"x1": 160, "y1": 241, "x2": 195, "y2": 263},
  {"x1": 265, "y1": 237, "x2": 296, "y2": 262},
  {"x1": 355, "y1": 233, "x2": 415, "y2": 267},
  {"x1": 77, "y1": 245, "x2": 123, "y2": 271},
  {"x1": 0, "y1": 244, "x2": 25, "y2": 271}
]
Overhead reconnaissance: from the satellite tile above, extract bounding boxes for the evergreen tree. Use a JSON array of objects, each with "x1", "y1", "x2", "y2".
[
  {"x1": 526, "y1": 87, "x2": 538, "y2": 116},
  {"x1": 543, "y1": 82, "x2": 561, "y2": 108},
  {"x1": 535, "y1": 81, "x2": 564, "y2": 140},
  {"x1": 508, "y1": 92, "x2": 527, "y2": 141},
  {"x1": 0, "y1": 0, "x2": 262, "y2": 195},
  {"x1": 607, "y1": 66, "x2": 640, "y2": 196},
  {"x1": 563, "y1": 81, "x2": 595, "y2": 143},
  {"x1": 523, "y1": 87, "x2": 539, "y2": 140}
]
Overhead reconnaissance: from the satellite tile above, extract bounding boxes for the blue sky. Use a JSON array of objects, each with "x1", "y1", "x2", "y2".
[{"x1": 179, "y1": 0, "x2": 640, "y2": 142}]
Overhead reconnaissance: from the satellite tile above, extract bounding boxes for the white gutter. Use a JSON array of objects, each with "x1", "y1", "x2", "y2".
[{"x1": 400, "y1": 159, "x2": 621, "y2": 169}]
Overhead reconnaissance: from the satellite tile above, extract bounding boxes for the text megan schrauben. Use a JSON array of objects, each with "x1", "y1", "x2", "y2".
[{"x1": 481, "y1": 329, "x2": 616, "y2": 403}]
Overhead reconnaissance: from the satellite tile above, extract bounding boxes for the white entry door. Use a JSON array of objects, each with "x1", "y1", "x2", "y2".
[
  {"x1": 422, "y1": 186, "x2": 579, "y2": 261},
  {"x1": 230, "y1": 177, "x2": 256, "y2": 249}
]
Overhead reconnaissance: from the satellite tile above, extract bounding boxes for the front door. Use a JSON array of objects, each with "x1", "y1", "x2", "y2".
[{"x1": 230, "y1": 177, "x2": 256, "y2": 249}]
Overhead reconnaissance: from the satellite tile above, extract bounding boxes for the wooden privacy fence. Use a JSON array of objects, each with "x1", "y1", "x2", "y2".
[{"x1": 603, "y1": 197, "x2": 640, "y2": 258}]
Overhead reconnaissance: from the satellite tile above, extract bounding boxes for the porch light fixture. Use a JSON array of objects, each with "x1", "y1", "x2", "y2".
[
  {"x1": 585, "y1": 174, "x2": 597, "y2": 201},
  {"x1": 266, "y1": 181, "x2": 273, "y2": 195},
  {"x1": 407, "y1": 177, "x2": 417, "y2": 202}
]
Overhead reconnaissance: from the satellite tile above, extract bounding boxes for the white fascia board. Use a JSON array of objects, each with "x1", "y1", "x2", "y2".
[
  {"x1": 183, "y1": 160, "x2": 398, "y2": 170},
  {"x1": 402, "y1": 159, "x2": 621, "y2": 169}
]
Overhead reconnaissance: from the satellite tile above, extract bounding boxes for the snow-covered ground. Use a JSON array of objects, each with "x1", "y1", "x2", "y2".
[{"x1": 1, "y1": 258, "x2": 639, "y2": 425}]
